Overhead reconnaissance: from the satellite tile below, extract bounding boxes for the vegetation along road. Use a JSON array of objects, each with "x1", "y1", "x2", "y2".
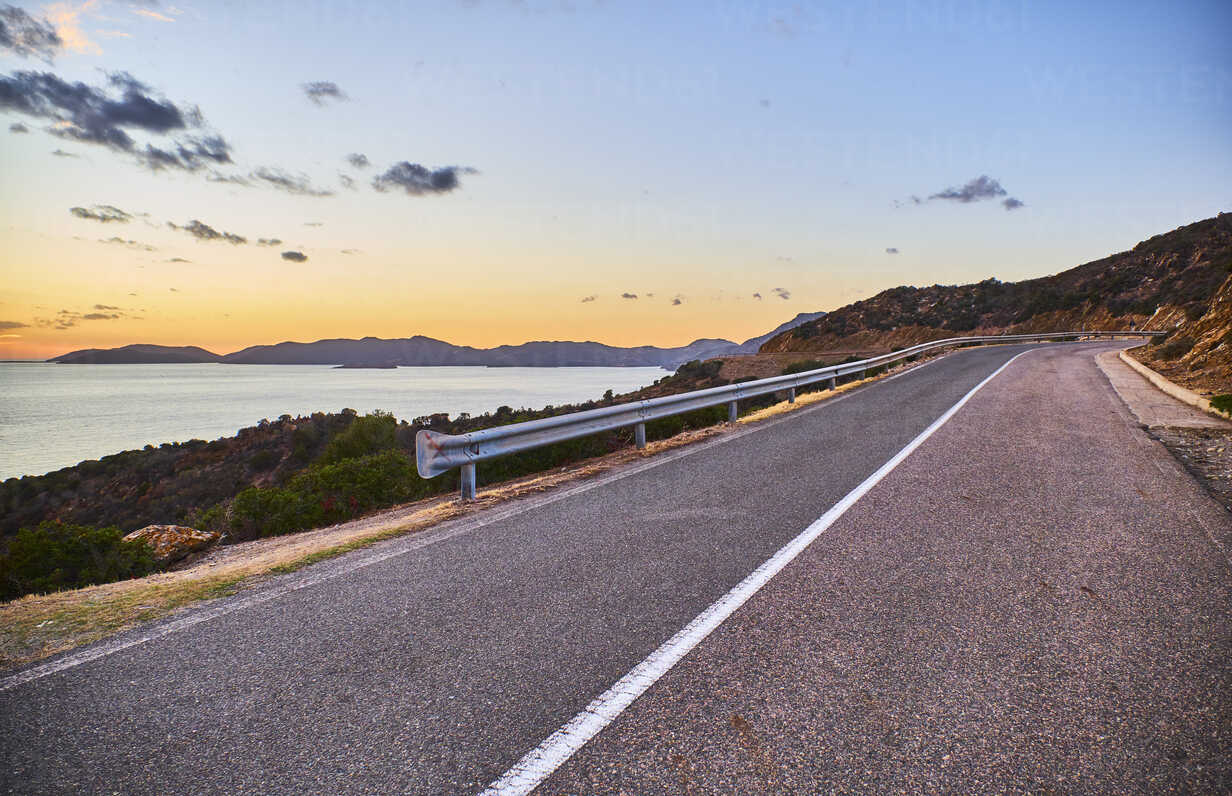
[{"x1": 2, "y1": 342, "x2": 1228, "y2": 794}]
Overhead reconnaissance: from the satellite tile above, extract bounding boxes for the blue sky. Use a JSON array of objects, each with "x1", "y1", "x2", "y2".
[{"x1": 1, "y1": 0, "x2": 1228, "y2": 357}]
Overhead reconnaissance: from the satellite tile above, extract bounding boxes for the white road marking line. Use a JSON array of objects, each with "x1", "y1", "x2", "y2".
[
  {"x1": 0, "y1": 347, "x2": 989, "y2": 692},
  {"x1": 481, "y1": 351, "x2": 1029, "y2": 795}
]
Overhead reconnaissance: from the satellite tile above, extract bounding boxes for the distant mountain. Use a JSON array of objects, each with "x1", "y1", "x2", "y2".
[
  {"x1": 48, "y1": 313, "x2": 825, "y2": 369},
  {"x1": 50, "y1": 344, "x2": 222, "y2": 364},
  {"x1": 222, "y1": 335, "x2": 741, "y2": 369},
  {"x1": 761, "y1": 213, "x2": 1232, "y2": 361},
  {"x1": 732, "y1": 311, "x2": 828, "y2": 353}
]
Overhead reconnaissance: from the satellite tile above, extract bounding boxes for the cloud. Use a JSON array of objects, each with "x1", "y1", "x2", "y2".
[
  {"x1": 0, "y1": 69, "x2": 233, "y2": 172},
  {"x1": 0, "y1": 320, "x2": 28, "y2": 330},
  {"x1": 207, "y1": 172, "x2": 250, "y2": 186},
  {"x1": 36, "y1": 305, "x2": 136, "y2": 329},
  {"x1": 772, "y1": 287, "x2": 791, "y2": 300},
  {"x1": 671, "y1": 295, "x2": 684, "y2": 306},
  {"x1": 372, "y1": 162, "x2": 476, "y2": 195},
  {"x1": 621, "y1": 292, "x2": 637, "y2": 300},
  {"x1": 928, "y1": 175, "x2": 1007, "y2": 204},
  {"x1": 41, "y1": 0, "x2": 102, "y2": 55},
  {"x1": 340, "y1": 248, "x2": 360, "y2": 255},
  {"x1": 250, "y1": 166, "x2": 334, "y2": 197},
  {"x1": 70, "y1": 204, "x2": 131, "y2": 223},
  {"x1": 346, "y1": 153, "x2": 369, "y2": 169},
  {"x1": 1002, "y1": 197, "x2": 1025, "y2": 211},
  {"x1": 99, "y1": 236, "x2": 154, "y2": 251},
  {"x1": 8, "y1": 121, "x2": 28, "y2": 132},
  {"x1": 580, "y1": 295, "x2": 597, "y2": 303},
  {"x1": 302, "y1": 81, "x2": 346, "y2": 105},
  {"x1": 138, "y1": 135, "x2": 233, "y2": 172},
  {"x1": 752, "y1": 292, "x2": 762, "y2": 300},
  {"x1": 51, "y1": 148, "x2": 79, "y2": 157},
  {"x1": 0, "y1": 5, "x2": 63, "y2": 62},
  {"x1": 339, "y1": 173, "x2": 356, "y2": 189},
  {"x1": 168, "y1": 219, "x2": 246, "y2": 245},
  {"x1": 885, "y1": 247, "x2": 899, "y2": 254},
  {"x1": 256, "y1": 238, "x2": 282, "y2": 247},
  {"x1": 303, "y1": 221, "x2": 323, "y2": 227},
  {"x1": 132, "y1": 7, "x2": 175, "y2": 22},
  {"x1": 280, "y1": 250, "x2": 308, "y2": 262},
  {"x1": 165, "y1": 256, "x2": 190, "y2": 263}
]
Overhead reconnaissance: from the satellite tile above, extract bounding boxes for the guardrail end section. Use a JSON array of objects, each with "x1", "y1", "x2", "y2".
[{"x1": 416, "y1": 428, "x2": 455, "y2": 479}]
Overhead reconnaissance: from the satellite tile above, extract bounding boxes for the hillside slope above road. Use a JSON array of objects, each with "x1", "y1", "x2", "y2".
[{"x1": 543, "y1": 343, "x2": 1232, "y2": 794}]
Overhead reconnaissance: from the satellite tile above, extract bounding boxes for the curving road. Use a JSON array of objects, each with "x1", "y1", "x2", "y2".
[{"x1": 2, "y1": 342, "x2": 1229, "y2": 794}]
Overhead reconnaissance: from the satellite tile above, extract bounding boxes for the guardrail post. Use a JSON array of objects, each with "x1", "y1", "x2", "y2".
[
  {"x1": 460, "y1": 463, "x2": 476, "y2": 501},
  {"x1": 728, "y1": 400, "x2": 738, "y2": 423},
  {"x1": 827, "y1": 376, "x2": 836, "y2": 390},
  {"x1": 787, "y1": 387, "x2": 796, "y2": 403},
  {"x1": 634, "y1": 422, "x2": 646, "y2": 449}
]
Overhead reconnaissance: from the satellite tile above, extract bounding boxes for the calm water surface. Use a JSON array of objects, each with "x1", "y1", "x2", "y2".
[{"x1": 0, "y1": 363, "x2": 665, "y2": 479}]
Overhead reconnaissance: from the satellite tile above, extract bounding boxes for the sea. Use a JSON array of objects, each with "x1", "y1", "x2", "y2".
[{"x1": 0, "y1": 362, "x2": 667, "y2": 480}]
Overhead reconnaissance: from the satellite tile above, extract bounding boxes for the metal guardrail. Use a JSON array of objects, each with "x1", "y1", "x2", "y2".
[{"x1": 416, "y1": 331, "x2": 1164, "y2": 499}]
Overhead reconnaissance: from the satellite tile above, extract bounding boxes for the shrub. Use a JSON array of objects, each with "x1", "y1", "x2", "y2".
[
  {"x1": 229, "y1": 449, "x2": 420, "y2": 540},
  {"x1": 674, "y1": 359, "x2": 723, "y2": 381},
  {"x1": 781, "y1": 359, "x2": 827, "y2": 375},
  {"x1": 1211, "y1": 395, "x2": 1232, "y2": 416},
  {"x1": 318, "y1": 411, "x2": 399, "y2": 464},
  {"x1": 1157, "y1": 336, "x2": 1196, "y2": 360},
  {"x1": 0, "y1": 522, "x2": 157, "y2": 601},
  {"x1": 248, "y1": 450, "x2": 280, "y2": 471}
]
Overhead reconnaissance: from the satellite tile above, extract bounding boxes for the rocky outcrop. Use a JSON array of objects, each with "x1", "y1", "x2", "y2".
[{"x1": 123, "y1": 525, "x2": 220, "y2": 565}]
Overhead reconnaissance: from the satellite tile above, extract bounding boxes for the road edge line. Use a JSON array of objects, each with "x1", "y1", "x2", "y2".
[{"x1": 481, "y1": 350, "x2": 1030, "y2": 796}]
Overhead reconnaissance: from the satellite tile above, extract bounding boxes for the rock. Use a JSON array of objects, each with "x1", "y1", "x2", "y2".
[{"x1": 123, "y1": 524, "x2": 220, "y2": 565}]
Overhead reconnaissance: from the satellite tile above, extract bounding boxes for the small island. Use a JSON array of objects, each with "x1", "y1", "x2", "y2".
[{"x1": 333, "y1": 362, "x2": 398, "y2": 369}]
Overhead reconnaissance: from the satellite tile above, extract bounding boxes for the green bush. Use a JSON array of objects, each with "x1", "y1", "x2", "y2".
[
  {"x1": 674, "y1": 359, "x2": 723, "y2": 381},
  {"x1": 318, "y1": 411, "x2": 399, "y2": 464},
  {"x1": 0, "y1": 522, "x2": 157, "y2": 601},
  {"x1": 1211, "y1": 395, "x2": 1232, "y2": 416},
  {"x1": 230, "y1": 449, "x2": 420, "y2": 540}
]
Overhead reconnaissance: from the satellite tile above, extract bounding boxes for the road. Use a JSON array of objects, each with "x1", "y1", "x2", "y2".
[{"x1": 2, "y1": 343, "x2": 1229, "y2": 794}]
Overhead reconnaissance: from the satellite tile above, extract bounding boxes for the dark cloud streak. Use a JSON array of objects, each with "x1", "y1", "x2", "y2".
[
  {"x1": 928, "y1": 175, "x2": 1007, "y2": 203},
  {"x1": 168, "y1": 219, "x2": 246, "y2": 245},
  {"x1": 0, "y1": 69, "x2": 232, "y2": 172},
  {"x1": 70, "y1": 205, "x2": 132, "y2": 223},
  {"x1": 302, "y1": 81, "x2": 346, "y2": 105},
  {"x1": 0, "y1": 5, "x2": 62, "y2": 62},
  {"x1": 372, "y1": 162, "x2": 476, "y2": 195}
]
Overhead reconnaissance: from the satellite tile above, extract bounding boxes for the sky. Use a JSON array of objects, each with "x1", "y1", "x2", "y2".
[{"x1": 0, "y1": 0, "x2": 1229, "y2": 359}]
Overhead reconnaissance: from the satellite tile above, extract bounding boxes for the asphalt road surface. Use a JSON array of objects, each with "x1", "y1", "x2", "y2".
[{"x1": 2, "y1": 343, "x2": 1229, "y2": 794}]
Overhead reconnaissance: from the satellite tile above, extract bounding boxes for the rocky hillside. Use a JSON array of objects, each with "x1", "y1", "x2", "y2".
[
  {"x1": 762, "y1": 213, "x2": 1232, "y2": 382},
  {"x1": 1132, "y1": 268, "x2": 1232, "y2": 394}
]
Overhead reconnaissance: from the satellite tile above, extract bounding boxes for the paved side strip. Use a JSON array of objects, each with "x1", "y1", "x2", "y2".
[
  {"x1": 482, "y1": 353, "x2": 1028, "y2": 795},
  {"x1": 1097, "y1": 350, "x2": 1231, "y2": 429}
]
